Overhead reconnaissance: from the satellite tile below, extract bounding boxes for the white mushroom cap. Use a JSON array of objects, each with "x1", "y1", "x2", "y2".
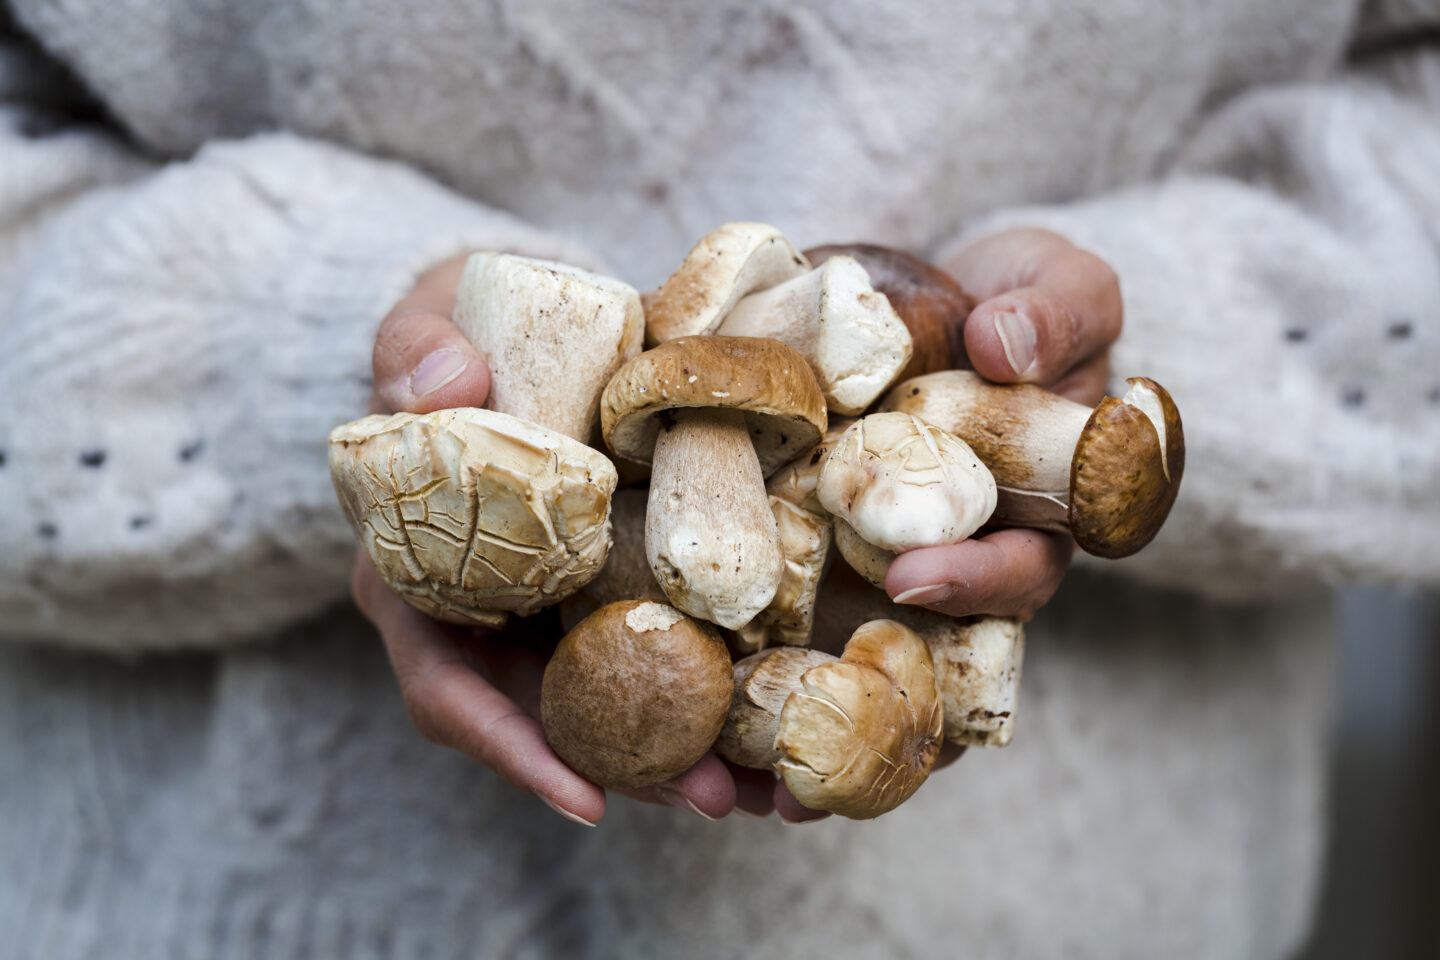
[
  {"x1": 454, "y1": 253, "x2": 643, "y2": 442},
  {"x1": 718, "y1": 256, "x2": 914, "y2": 415},
  {"x1": 644, "y1": 223, "x2": 809, "y2": 343},
  {"x1": 329, "y1": 408, "x2": 616, "y2": 626},
  {"x1": 817, "y1": 412, "x2": 997, "y2": 553}
]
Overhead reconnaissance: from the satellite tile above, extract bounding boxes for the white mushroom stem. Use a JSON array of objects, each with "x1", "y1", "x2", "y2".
[{"x1": 646, "y1": 408, "x2": 784, "y2": 629}]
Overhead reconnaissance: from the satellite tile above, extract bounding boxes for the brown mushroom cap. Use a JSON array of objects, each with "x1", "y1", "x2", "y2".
[
  {"x1": 776, "y1": 619, "x2": 944, "y2": 819},
  {"x1": 1070, "y1": 377, "x2": 1185, "y2": 558},
  {"x1": 805, "y1": 243, "x2": 974, "y2": 380},
  {"x1": 600, "y1": 336, "x2": 828, "y2": 475},
  {"x1": 541, "y1": 600, "x2": 732, "y2": 789}
]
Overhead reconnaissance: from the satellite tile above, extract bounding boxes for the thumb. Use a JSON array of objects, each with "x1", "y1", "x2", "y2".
[{"x1": 373, "y1": 254, "x2": 491, "y2": 414}]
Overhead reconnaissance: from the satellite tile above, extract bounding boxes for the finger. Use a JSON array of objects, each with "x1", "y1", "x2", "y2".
[
  {"x1": 726, "y1": 762, "x2": 779, "y2": 818},
  {"x1": 773, "y1": 782, "x2": 830, "y2": 825},
  {"x1": 373, "y1": 254, "x2": 491, "y2": 414},
  {"x1": 353, "y1": 557, "x2": 606, "y2": 825},
  {"x1": 933, "y1": 742, "x2": 968, "y2": 771},
  {"x1": 620, "y1": 753, "x2": 737, "y2": 820},
  {"x1": 1049, "y1": 351, "x2": 1111, "y2": 406},
  {"x1": 945, "y1": 228, "x2": 1122, "y2": 387},
  {"x1": 885, "y1": 528, "x2": 1073, "y2": 620}
]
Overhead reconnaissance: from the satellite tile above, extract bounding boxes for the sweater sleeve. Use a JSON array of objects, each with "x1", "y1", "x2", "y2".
[
  {"x1": 0, "y1": 45, "x2": 602, "y2": 651},
  {"x1": 939, "y1": 28, "x2": 1440, "y2": 601}
]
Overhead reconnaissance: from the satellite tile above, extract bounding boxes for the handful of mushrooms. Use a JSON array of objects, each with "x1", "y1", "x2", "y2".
[{"x1": 329, "y1": 223, "x2": 1185, "y2": 820}]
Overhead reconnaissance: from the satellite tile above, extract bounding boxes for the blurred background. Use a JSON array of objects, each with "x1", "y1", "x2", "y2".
[{"x1": 1302, "y1": 587, "x2": 1438, "y2": 959}]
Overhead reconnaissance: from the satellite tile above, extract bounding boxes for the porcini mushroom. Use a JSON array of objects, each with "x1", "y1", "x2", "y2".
[
  {"x1": 731, "y1": 417, "x2": 854, "y2": 653},
  {"x1": 454, "y1": 253, "x2": 644, "y2": 442},
  {"x1": 559, "y1": 489, "x2": 665, "y2": 632},
  {"x1": 541, "y1": 600, "x2": 732, "y2": 789},
  {"x1": 806, "y1": 243, "x2": 975, "y2": 381},
  {"x1": 329, "y1": 408, "x2": 616, "y2": 627},
  {"x1": 717, "y1": 619, "x2": 944, "y2": 819},
  {"x1": 644, "y1": 222, "x2": 810, "y2": 344},
  {"x1": 716, "y1": 255, "x2": 913, "y2": 415},
  {"x1": 817, "y1": 411, "x2": 997, "y2": 553},
  {"x1": 601, "y1": 337, "x2": 828, "y2": 629},
  {"x1": 831, "y1": 518, "x2": 895, "y2": 589},
  {"x1": 809, "y1": 571, "x2": 1025, "y2": 747},
  {"x1": 883, "y1": 371, "x2": 1185, "y2": 558}
]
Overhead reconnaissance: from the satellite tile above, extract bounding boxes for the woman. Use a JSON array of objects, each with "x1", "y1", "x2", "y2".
[{"x1": 2, "y1": 1, "x2": 1437, "y2": 956}]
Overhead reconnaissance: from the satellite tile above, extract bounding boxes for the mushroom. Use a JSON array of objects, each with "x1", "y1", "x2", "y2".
[
  {"x1": 329, "y1": 408, "x2": 616, "y2": 627},
  {"x1": 809, "y1": 570, "x2": 1025, "y2": 747},
  {"x1": 716, "y1": 619, "x2": 944, "y2": 819},
  {"x1": 731, "y1": 417, "x2": 854, "y2": 653},
  {"x1": 558, "y1": 489, "x2": 665, "y2": 632},
  {"x1": 601, "y1": 336, "x2": 828, "y2": 629},
  {"x1": 644, "y1": 222, "x2": 810, "y2": 344},
  {"x1": 541, "y1": 599, "x2": 733, "y2": 789},
  {"x1": 806, "y1": 243, "x2": 975, "y2": 381},
  {"x1": 716, "y1": 647, "x2": 835, "y2": 768},
  {"x1": 716, "y1": 255, "x2": 914, "y2": 415},
  {"x1": 454, "y1": 253, "x2": 644, "y2": 442},
  {"x1": 831, "y1": 518, "x2": 895, "y2": 590},
  {"x1": 882, "y1": 371, "x2": 1185, "y2": 558},
  {"x1": 817, "y1": 411, "x2": 997, "y2": 553}
]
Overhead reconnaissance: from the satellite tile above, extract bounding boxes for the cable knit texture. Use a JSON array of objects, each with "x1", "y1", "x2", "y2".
[{"x1": 0, "y1": 0, "x2": 1437, "y2": 956}]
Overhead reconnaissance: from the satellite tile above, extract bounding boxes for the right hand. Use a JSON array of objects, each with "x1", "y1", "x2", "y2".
[{"x1": 356, "y1": 255, "x2": 823, "y2": 824}]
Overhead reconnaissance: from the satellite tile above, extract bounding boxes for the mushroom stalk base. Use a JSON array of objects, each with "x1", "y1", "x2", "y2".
[{"x1": 646, "y1": 408, "x2": 784, "y2": 629}]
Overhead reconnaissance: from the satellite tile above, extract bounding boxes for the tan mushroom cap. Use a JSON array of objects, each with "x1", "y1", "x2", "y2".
[
  {"x1": 832, "y1": 518, "x2": 895, "y2": 590},
  {"x1": 715, "y1": 647, "x2": 836, "y2": 769},
  {"x1": 645, "y1": 222, "x2": 810, "y2": 343},
  {"x1": 601, "y1": 336, "x2": 828, "y2": 475},
  {"x1": 805, "y1": 243, "x2": 974, "y2": 381},
  {"x1": 776, "y1": 619, "x2": 944, "y2": 819},
  {"x1": 1070, "y1": 377, "x2": 1185, "y2": 558},
  {"x1": 329, "y1": 408, "x2": 615, "y2": 627},
  {"x1": 808, "y1": 570, "x2": 1026, "y2": 747},
  {"x1": 541, "y1": 600, "x2": 732, "y2": 789}
]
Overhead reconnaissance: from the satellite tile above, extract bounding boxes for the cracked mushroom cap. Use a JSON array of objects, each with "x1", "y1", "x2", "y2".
[
  {"x1": 600, "y1": 336, "x2": 828, "y2": 475},
  {"x1": 817, "y1": 412, "x2": 997, "y2": 552},
  {"x1": 329, "y1": 408, "x2": 616, "y2": 627},
  {"x1": 776, "y1": 619, "x2": 944, "y2": 819},
  {"x1": 541, "y1": 600, "x2": 732, "y2": 789},
  {"x1": 1070, "y1": 378, "x2": 1185, "y2": 558},
  {"x1": 805, "y1": 243, "x2": 974, "y2": 381},
  {"x1": 644, "y1": 222, "x2": 809, "y2": 343}
]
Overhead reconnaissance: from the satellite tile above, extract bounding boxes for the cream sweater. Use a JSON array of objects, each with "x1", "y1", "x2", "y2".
[{"x1": 1, "y1": 0, "x2": 1438, "y2": 956}]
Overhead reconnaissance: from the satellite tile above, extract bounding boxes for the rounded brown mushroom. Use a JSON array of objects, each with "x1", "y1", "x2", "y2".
[
  {"x1": 601, "y1": 337, "x2": 828, "y2": 629},
  {"x1": 883, "y1": 371, "x2": 1185, "y2": 558},
  {"x1": 329, "y1": 408, "x2": 616, "y2": 627},
  {"x1": 541, "y1": 599, "x2": 732, "y2": 789},
  {"x1": 806, "y1": 244, "x2": 975, "y2": 381},
  {"x1": 716, "y1": 619, "x2": 944, "y2": 819}
]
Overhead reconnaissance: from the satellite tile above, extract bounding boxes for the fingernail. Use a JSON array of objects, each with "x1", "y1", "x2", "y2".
[
  {"x1": 409, "y1": 348, "x2": 468, "y2": 397},
  {"x1": 658, "y1": 787, "x2": 719, "y2": 821},
  {"x1": 893, "y1": 584, "x2": 954, "y2": 606},
  {"x1": 541, "y1": 796, "x2": 597, "y2": 827},
  {"x1": 992, "y1": 311, "x2": 1037, "y2": 377}
]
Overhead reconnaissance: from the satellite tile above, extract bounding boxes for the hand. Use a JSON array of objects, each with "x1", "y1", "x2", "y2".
[
  {"x1": 356, "y1": 254, "x2": 764, "y2": 825},
  {"x1": 884, "y1": 228, "x2": 1123, "y2": 620}
]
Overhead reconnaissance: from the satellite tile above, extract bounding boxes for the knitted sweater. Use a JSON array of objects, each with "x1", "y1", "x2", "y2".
[{"x1": 1, "y1": 0, "x2": 1437, "y2": 956}]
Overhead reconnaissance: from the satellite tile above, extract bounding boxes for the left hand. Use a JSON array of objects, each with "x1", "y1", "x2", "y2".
[{"x1": 884, "y1": 228, "x2": 1123, "y2": 620}]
